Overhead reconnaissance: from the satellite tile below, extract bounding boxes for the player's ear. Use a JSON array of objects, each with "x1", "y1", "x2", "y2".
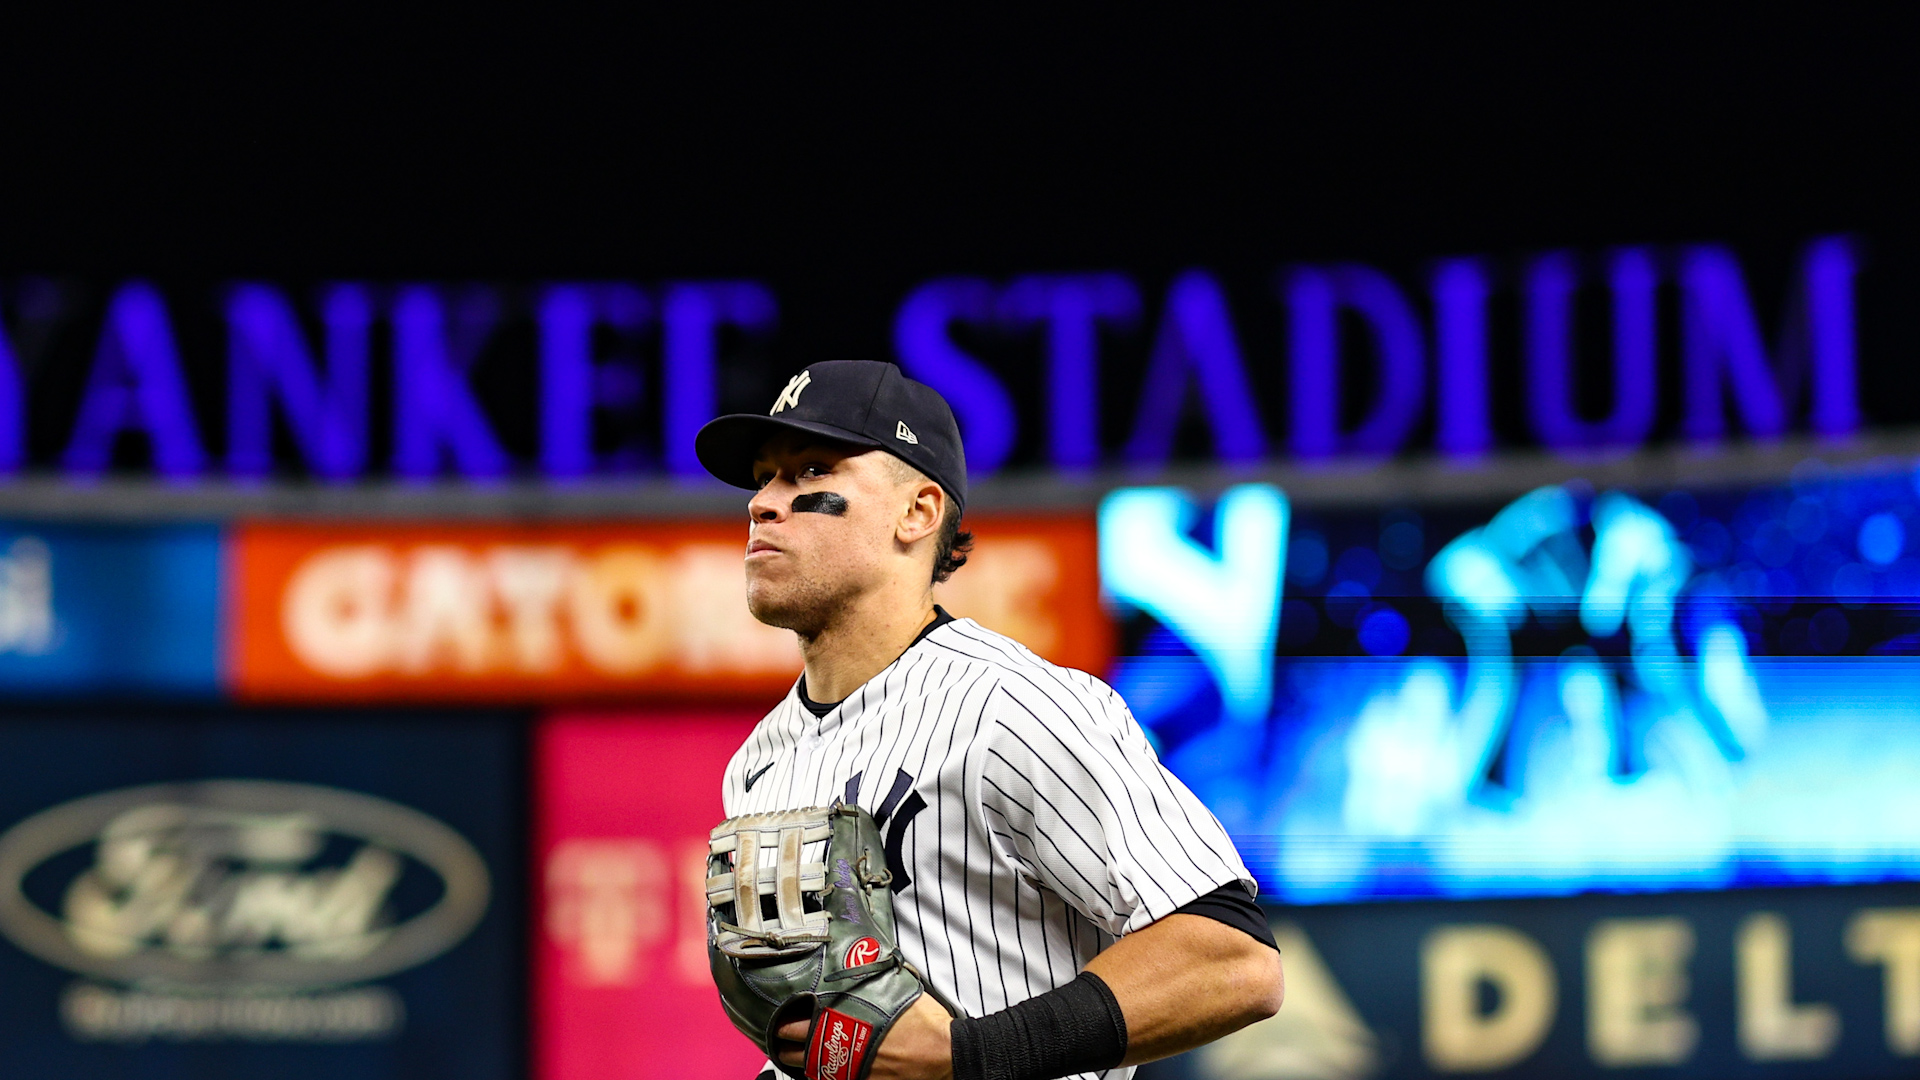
[{"x1": 896, "y1": 480, "x2": 943, "y2": 547}]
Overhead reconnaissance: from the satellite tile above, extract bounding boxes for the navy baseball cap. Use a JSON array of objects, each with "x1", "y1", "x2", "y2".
[{"x1": 695, "y1": 361, "x2": 969, "y2": 514}]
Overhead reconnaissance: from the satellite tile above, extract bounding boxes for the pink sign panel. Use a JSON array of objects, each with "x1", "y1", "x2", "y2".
[{"x1": 535, "y1": 710, "x2": 768, "y2": 1080}]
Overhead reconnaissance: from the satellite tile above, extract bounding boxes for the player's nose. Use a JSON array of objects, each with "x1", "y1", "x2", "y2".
[{"x1": 748, "y1": 479, "x2": 790, "y2": 523}]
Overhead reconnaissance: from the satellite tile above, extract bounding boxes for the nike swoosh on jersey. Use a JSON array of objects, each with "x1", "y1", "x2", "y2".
[{"x1": 743, "y1": 761, "x2": 775, "y2": 792}]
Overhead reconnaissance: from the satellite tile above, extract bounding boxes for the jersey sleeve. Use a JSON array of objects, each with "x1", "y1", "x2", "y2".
[{"x1": 972, "y1": 674, "x2": 1255, "y2": 937}]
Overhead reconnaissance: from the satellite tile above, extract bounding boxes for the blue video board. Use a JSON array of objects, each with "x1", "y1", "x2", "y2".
[{"x1": 1100, "y1": 462, "x2": 1920, "y2": 904}]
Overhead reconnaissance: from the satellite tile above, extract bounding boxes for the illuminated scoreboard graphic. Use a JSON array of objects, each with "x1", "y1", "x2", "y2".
[{"x1": 1100, "y1": 464, "x2": 1920, "y2": 904}]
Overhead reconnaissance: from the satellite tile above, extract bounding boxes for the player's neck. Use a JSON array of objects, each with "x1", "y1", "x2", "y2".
[{"x1": 797, "y1": 588, "x2": 938, "y2": 704}]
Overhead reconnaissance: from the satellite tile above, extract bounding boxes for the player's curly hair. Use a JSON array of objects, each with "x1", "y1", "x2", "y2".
[{"x1": 933, "y1": 500, "x2": 973, "y2": 585}]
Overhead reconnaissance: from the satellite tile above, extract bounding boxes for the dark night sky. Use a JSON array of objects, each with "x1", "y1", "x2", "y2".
[{"x1": 2, "y1": 9, "x2": 1912, "y2": 278}]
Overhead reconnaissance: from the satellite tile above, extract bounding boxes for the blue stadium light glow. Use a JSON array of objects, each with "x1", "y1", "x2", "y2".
[
  {"x1": 1102, "y1": 465, "x2": 1920, "y2": 903},
  {"x1": 1859, "y1": 511, "x2": 1906, "y2": 566}
]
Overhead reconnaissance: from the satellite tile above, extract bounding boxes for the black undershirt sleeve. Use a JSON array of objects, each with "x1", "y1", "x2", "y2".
[
  {"x1": 1172, "y1": 881, "x2": 1279, "y2": 950},
  {"x1": 947, "y1": 884, "x2": 1276, "y2": 1080},
  {"x1": 949, "y1": 970, "x2": 1128, "y2": 1080}
]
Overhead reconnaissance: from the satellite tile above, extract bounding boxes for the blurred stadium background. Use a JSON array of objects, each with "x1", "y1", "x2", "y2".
[{"x1": 3, "y1": 10, "x2": 1919, "y2": 1079}]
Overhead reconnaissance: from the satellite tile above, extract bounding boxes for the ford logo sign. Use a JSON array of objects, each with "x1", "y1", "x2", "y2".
[{"x1": 0, "y1": 780, "x2": 490, "y2": 989}]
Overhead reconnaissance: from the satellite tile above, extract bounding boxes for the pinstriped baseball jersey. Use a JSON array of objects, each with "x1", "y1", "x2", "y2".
[{"x1": 724, "y1": 614, "x2": 1256, "y2": 1080}]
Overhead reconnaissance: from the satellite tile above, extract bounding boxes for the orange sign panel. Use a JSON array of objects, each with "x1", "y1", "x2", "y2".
[{"x1": 229, "y1": 516, "x2": 1108, "y2": 702}]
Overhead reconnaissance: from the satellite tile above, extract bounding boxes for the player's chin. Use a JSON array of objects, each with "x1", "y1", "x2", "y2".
[
  {"x1": 745, "y1": 583, "x2": 812, "y2": 631},
  {"x1": 744, "y1": 558, "x2": 791, "y2": 593}
]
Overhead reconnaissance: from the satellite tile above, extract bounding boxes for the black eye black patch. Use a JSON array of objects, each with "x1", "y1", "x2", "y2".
[{"x1": 791, "y1": 492, "x2": 850, "y2": 516}]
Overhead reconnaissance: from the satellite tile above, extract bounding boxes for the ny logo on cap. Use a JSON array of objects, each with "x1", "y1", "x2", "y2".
[{"x1": 770, "y1": 371, "x2": 812, "y2": 415}]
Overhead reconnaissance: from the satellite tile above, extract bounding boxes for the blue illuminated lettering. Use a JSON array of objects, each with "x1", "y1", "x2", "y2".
[
  {"x1": 1524, "y1": 249, "x2": 1658, "y2": 450},
  {"x1": 1099, "y1": 484, "x2": 1287, "y2": 723},
  {"x1": 1680, "y1": 235, "x2": 1860, "y2": 442},
  {"x1": 0, "y1": 232, "x2": 1874, "y2": 486},
  {"x1": 1800, "y1": 236, "x2": 1861, "y2": 438},
  {"x1": 1285, "y1": 265, "x2": 1424, "y2": 459},
  {"x1": 894, "y1": 279, "x2": 1017, "y2": 476},
  {"x1": 663, "y1": 282, "x2": 777, "y2": 479},
  {"x1": 61, "y1": 282, "x2": 207, "y2": 479},
  {"x1": 539, "y1": 284, "x2": 651, "y2": 479},
  {"x1": 391, "y1": 286, "x2": 511, "y2": 480},
  {"x1": 1431, "y1": 258, "x2": 1493, "y2": 459},
  {"x1": 0, "y1": 304, "x2": 21, "y2": 474},
  {"x1": 226, "y1": 284, "x2": 372, "y2": 480},
  {"x1": 1123, "y1": 271, "x2": 1266, "y2": 467},
  {"x1": 999, "y1": 274, "x2": 1140, "y2": 471}
]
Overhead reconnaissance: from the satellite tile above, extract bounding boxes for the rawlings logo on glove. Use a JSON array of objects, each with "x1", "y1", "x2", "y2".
[
  {"x1": 845, "y1": 937, "x2": 882, "y2": 968},
  {"x1": 810, "y1": 1008, "x2": 873, "y2": 1080}
]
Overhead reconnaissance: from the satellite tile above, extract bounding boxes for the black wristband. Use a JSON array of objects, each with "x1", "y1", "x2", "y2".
[{"x1": 949, "y1": 971, "x2": 1128, "y2": 1080}]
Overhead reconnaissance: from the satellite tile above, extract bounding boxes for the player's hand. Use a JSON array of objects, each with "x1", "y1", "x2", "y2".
[{"x1": 775, "y1": 994, "x2": 954, "y2": 1080}]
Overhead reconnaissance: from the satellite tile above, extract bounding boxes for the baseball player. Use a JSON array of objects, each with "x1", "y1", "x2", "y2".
[{"x1": 695, "y1": 361, "x2": 1283, "y2": 1080}]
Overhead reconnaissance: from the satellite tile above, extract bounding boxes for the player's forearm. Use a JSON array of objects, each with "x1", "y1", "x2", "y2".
[{"x1": 1084, "y1": 912, "x2": 1285, "y2": 1065}]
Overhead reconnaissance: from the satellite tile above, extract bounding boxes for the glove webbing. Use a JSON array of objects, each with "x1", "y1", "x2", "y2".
[{"x1": 707, "y1": 810, "x2": 833, "y2": 958}]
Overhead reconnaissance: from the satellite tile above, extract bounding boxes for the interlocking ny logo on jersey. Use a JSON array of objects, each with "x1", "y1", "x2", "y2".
[
  {"x1": 770, "y1": 371, "x2": 812, "y2": 414},
  {"x1": 843, "y1": 768, "x2": 926, "y2": 893}
]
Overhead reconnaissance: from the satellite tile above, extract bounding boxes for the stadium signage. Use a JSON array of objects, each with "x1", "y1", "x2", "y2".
[
  {"x1": 0, "y1": 524, "x2": 222, "y2": 695},
  {"x1": 0, "y1": 780, "x2": 490, "y2": 999},
  {"x1": 227, "y1": 517, "x2": 1106, "y2": 701},
  {"x1": 0, "y1": 235, "x2": 1858, "y2": 483},
  {"x1": 535, "y1": 712, "x2": 773, "y2": 1080},
  {"x1": 1213, "y1": 895, "x2": 1920, "y2": 1080}
]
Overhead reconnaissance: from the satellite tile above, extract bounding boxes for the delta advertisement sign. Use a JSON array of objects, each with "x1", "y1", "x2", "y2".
[
  {"x1": 1138, "y1": 885, "x2": 1920, "y2": 1080},
  {"x1": 0, "y1": 234, "x2": 1872, "y2": 485}
]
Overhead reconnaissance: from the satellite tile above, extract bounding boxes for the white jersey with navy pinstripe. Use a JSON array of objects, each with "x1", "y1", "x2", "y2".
[{"x1": 722, "y1": 616, "x2": 1255, "y2": 1080}]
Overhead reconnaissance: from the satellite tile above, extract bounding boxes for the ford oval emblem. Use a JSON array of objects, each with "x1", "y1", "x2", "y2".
[{"x1": 0, "y1": 780, "x2": 490, "y2": 989}]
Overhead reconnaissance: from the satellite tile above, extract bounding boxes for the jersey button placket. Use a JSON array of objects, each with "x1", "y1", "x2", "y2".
[{"x1": 795, "y1": 725, "x2": 825, "y2": 798}]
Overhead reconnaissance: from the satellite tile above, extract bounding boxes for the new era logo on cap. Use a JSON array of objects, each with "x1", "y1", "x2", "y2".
[{"x1": 895, "y1": 421, "x2": 918, "y2": 445}]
